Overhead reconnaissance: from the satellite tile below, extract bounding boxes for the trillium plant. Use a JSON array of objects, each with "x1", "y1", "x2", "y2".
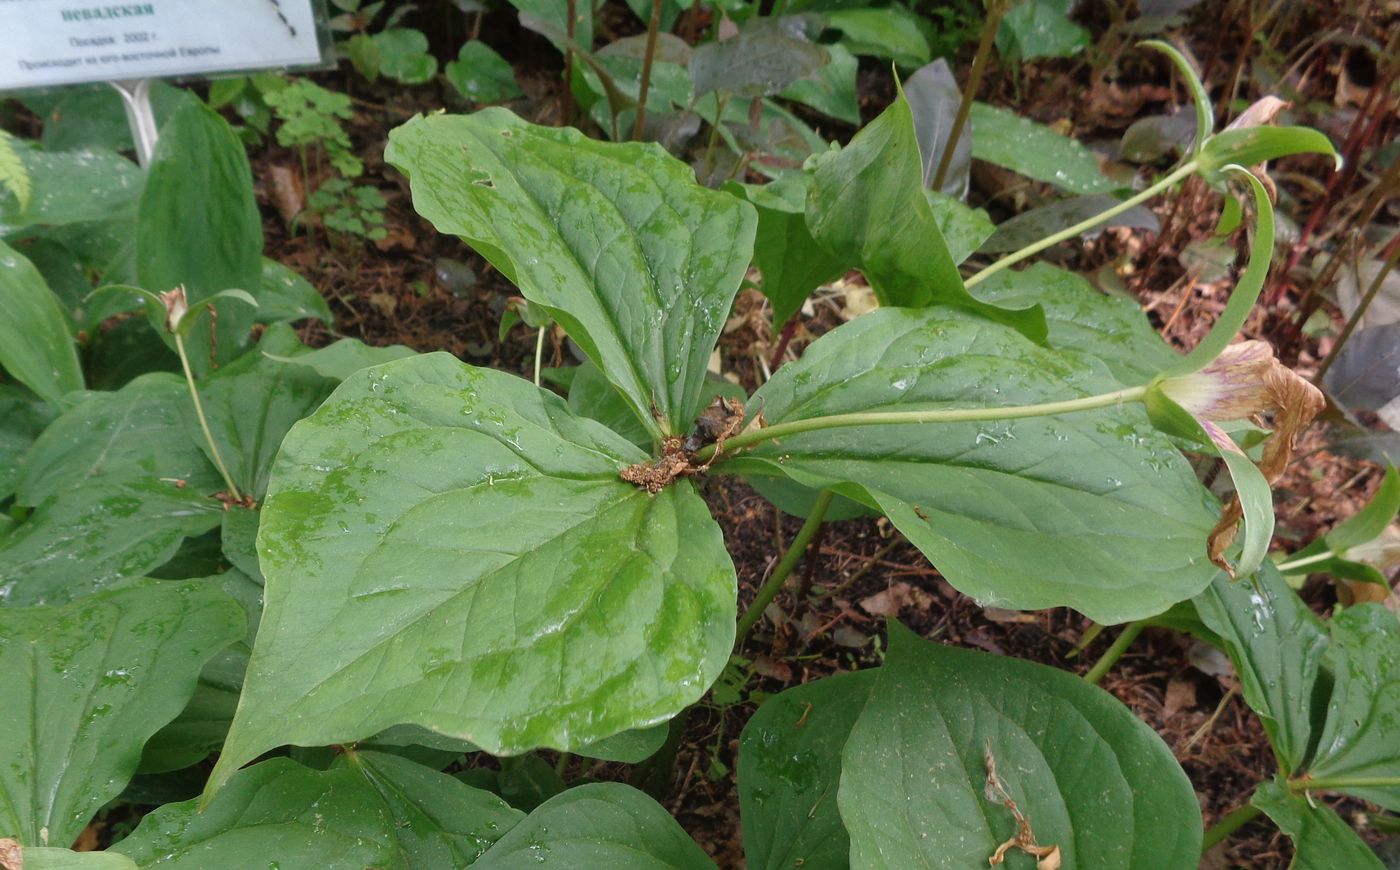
[{"x1": 1, "y1": 46, "x2": 1396, "y2": 870}]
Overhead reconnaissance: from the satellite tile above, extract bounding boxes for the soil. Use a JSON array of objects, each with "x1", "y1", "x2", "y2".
[{"x1": 66, "y1": 0, "x2": 1400, "y2": 863}]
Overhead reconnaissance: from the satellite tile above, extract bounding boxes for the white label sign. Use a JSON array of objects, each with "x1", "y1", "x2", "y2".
[{"x1": 0, "y1": 0, "x2": 324, "y2": 91}]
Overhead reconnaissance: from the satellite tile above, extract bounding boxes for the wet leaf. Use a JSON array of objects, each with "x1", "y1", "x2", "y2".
[
  {"x1": 6, "y1": 847, "x2": 137, "y2": 870},
  {"x1": 446, "y1": 41, "x2": 524, "y2": 104},
  {"x1": 0, "y1": 387, "x2": 54, "y2": 501},
  {"x1": 1253, "y1": 780, "x2": 1385, "y2": 870},
  {"x1": 972, "y1": 262, "x2": 1182, "y2": 384},
  {"x1": 824, "y1": 7, "x2": 930, "y2": 68},
  {"x1": 806, "y1": 87, "x2": 1045, "y2": 340},
  {"x1": 385, "y1": 109, "x2": 756, "y2": 439},
  {"x1": 256, "y1": 258, "x2": 333, "y2": 326},
  {"x1": 925, "y1": 190, "x2": 994, "y2": 264},
  {"x1": 0, "y1": 143, "x2": 142, "y2": 233},
  {"x1": 691, "y1": 30, "x2": 829, "y2": 100},
  {"x1": 208, "y1": 356, "x2": 735, "y2": 798},
  {"x1": 271, "y1": 336, "x2": 418, "y2": 382},
  {"x1": 780, "y1": 43, "x2": 859, "y2": 125},
  {"x1": 138, "y1": 99, "x2": 263, "y2": 374},
  {"x1": 997, "y1": 0, "x2": 1089, "y2": 61},
  {"x1": 722, "y1": 307, "x2": 1218, "y2": 622},
  {"x1": 738, "y1": 670, "x2": 875, "y2": 870},
  {"x1": 904, "y1": 59, "x2": 972, "y2": 197},
  {"x1": 0, "y1": 241, "x2": 84, "y2": 405},
  {"x1": 0, "y1": 582, "x2": 243, "y2": 847},
  {"x1": 969, "y1": 102, "x2": 1116, "y2": 194},
  {"x1": 838, "y1": 624, "x2": 1201, "y2": 868},
  {"x1": 1, "y1": 375, "x2": 225, "y2": 607},
  {"x1": 1194, "y1": 565, "x2": 1328, "y2": 775},
  {"x1": 116, "y1": 755, "x2": 519, "y2": 868},
  {"x1": 1305, "y1": 604, "x2": 1400, "y2": 810},
  {"x1": 474, "y1": 783, "x2": 712, "y2": 868}
]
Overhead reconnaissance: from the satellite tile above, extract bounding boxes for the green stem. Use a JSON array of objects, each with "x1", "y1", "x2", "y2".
[
  {"x1": 735, "y1": 490, "x2": 834, "y2": 644},
  {"x1": 1292, "y1": 775, "x2": 1400, "y2": 792},
  {"x1": 696, "y1": 385, "x2": 1148, "y2": 465},
  {"x1": 931, "y1": 0, "x2": 1007, "y2": 191},
  {"x1": 966, "y1": 161, "x2": 1199, "y2": 288},
  {"x1": 533, "y1": 326, "x2": 546, "y2": 387},
  {"x1": 174, "y1": 332, "x2": 242, "y2": 502},
  {"x1": 1083, "y1": 620, "x2": 1146, "y2": 685},
  {"x1": 1275, "y1": 550, "x2": 1335, "y2": 573},
  {"x1": 1200, "y1": 803, "x2": 1262, "y2": 852}
]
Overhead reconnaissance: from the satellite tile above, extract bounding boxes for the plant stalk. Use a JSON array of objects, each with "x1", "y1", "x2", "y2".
[
  {"x1": 696, "y1": 385, "x2": 1149, "y2": 464},
  {"x1": 632, "y1": 0, "x2": 664, "y2": 140},
  {"x1": 174, "y1": 333, "x2": 242, "y2": 502},
  {"x1": 967, "y1": 161, "x2": 1199, "y2": 288},
  {"x1": 533, "y1": 325, "x2": 547, "y2": 387},
  {"x1": 1083, "y1": 620, "x2": 1146, "y2": 685},
  {"x1": 735, "y1": 490, "x2": 834, "y2": 644},
  {"x1": 1200, "y1": 803, "x2": 1262, "y2": 852},
  {"x1": 1274, "y1": 550, "x2": 1335, "y2": 573},
  {"x1": 930, "y1": 0, "x2": 1008, "y2": 191},
  {"x1": 1291, "y1": 775, "x2": 1400, "y2": 792}
]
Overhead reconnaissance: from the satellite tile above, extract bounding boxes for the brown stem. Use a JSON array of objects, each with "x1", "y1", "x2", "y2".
[
  {"x1": 1315, "y1": 230, "x2": 1400, "y2": 382},
  {"x1": 562, "y1": 0, "x2": 579, "y2": 125},
  {"x1": 931, "y1": 0, "x2": 1008, "y2": 192},
  {"x1": 632, "y1": 0, "x2": 665, "y2": 140}
]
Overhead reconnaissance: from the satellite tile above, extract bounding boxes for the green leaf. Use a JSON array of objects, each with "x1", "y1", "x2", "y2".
[
  {"x1": 475, "y1": 783, "x2": 713, "y2": 868},
  {"x1": 1141, "y1": 40, "x2": 1213, "y2": 155},
  {"x1": 350, "y1": 751, "x2": 525, "y2": 866},
  {"x1": 806, "y1": 87, "x2": 1046, "y2": 341},
  {"x1": 0, "y1": 144, "x2": 142, "y2": 233},
  {"x1": 10, "y1": 848, "x2": 137, "y2": 870},
  {"x1": 208, "y1": 355, "x2": 736, "y2": 798},
  {"x1": 780, "y1": 43, "x2": 860, "y2": 125},
  {"x1": 727, "y1": 173, "x2": 848, "y2": 330},
  {"x1": 0, "y1": 387, "x2": 55, "y2": 501},
  {"x1": 505, "y1": 0, "x2": 592, "y2": 59},
  {"x1": 572, "y1": 723, "x2": 668, "y2": 763},
  {"x1": 1198, "y1": 126, "x2": 1340, "y2": 182},
  {"x1": 825, "y1": 7, "x2": 930, "y2": 68},
  {"x1": 925, "y1": 190, "x2": 994, "y2": 265},
  {"x1": 690, "y1": 30, "x2": 830, "y2": 100},
  {"x1": 270, "y1": 336, "x2": 417, "y2": 382},
  {"x1": 0, "y1": 131, "x2": 31, "y2": 214},
  {"x1": 738, "y1": 670, "x2": 875, "y2": 870},
  {"x1": 1306, "y1": 604, "x2": 1400, "y2": 810},
  {"x1": 385, "y1": 109, "x2": 757, "y2": 438},
  {"x1": 972, "y1": 262, "x2": 1181, "y2": 384},
  {"x1": 188, "y1": 332, "x2": 336, "y2": 500},
  {"x1": 838, "y1": 623, "x2": 1202, "y2": 867},
  {"x1": 1283, "y1": 464, "x2": 1400, "y2": 583},
  {"x1": 0, "y1": 582, "x2": 243, "y2": 846},
  {"x1": 723, "y1": 308, "x2": 1218, "y2": 622},
  {"x1": 256, "y1": 258, "x2": 333, "y2": 326},
  {"x1": 568, "y1": 358, "x2": 653, "y2": 449},
  {"x1": 969, "y1": 102, "x2": 1117, "y2": 194},
  {"x1": 446, "y1": 41, "x2": 525, "y2": 103},
  {"x1": 1193, "y1": 565, "x2": 1327, "y2": 775},
  {"x1": 1253, "y1": 780, "x2": 1385, "y2": 870},
  {"x1": 1, "y1": 375, "x2": 226, "y2": 606},
  {"x1": 137, "y1": 99, "x2": 263, "y2": 374},
  {"x1": 0, "y1": 241, "x2": 84, "y2": 405},
  {"x1": 997, "y1": 0, "x2": 1089, "y2": 60},
  {"x1": 113, "y1": 760, "x2": 398, "y2": 868},
  {"x1": 373, "y1": 29, "x2": 439, "y2": 84}
]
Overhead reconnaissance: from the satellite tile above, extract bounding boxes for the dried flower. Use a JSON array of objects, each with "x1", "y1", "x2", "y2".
[{"x1": 158, "y1": 285, "x2": 189, "y2": 333}]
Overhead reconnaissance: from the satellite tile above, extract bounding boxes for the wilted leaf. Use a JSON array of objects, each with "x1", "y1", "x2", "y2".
[{"x1": 903, "y1": 59, "x2": 971, "y2": 197}]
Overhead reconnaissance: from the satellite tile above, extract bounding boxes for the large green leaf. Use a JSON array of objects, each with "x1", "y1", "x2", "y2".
[
  {"x1": 0, "y1": 144, "x2": 142, "y2": 233},
  {"x1": 969, "y1": 102, "x2": 1116, "y2": 194},
  {"x1": 738, "y1": 670, "x2": 875, "y2": 870},
  {"x1": 208, "y1": 355, "x2": 736, "y2": 797},
  {"x1": 1193, "y1": 566, "x2": 1326, "y2": 775},
  {"x1": 721, "y1": 307, "x2": 1218, "y2": 623},
  {"x1": 1252, "y1": 781, "x2": 1384, "y2": 870},
  {"x1": 385, "y1": 110, "x2": 756, "y2": 439},
  {"x1": 7, "y1": 848, "x2": 136, "y2": 870},
  {"x1": 188, "y1": 329, "x2": 335, "y2": 500},
  {"x1": 255, "y1": 258, "x2": 333, "y2": 326},
  {"x1": 475, "y1": 783, "x2": 713, "y2": 868},
  {"x1": 0, "y1": 582, "x2": 243, "y2": 847},
  {"x1": 1, "y1": 375, "x2": 224, "y2": 606},
  {"x1": 838, "y1": 623, "x2": 1201, "y2": 868},
  {"x1": 781, "y1": 43, "x2": 860, "y2": 125},
  {"x1": 137, "y1": 99, "x2": 263, "y2": 374},
  {"x1": 1305, "y1": 604, "x2": 1400, "y2": 810},
  {"x1": 806, "y1": 88, "x2": 1045, "y2": 340},
  {"x1": 116, "y1": 757, "x2": 506, "y2": 869},
  {"x1": 973, "y1": 262, "x2": 1181, "y2": 384},
  {"x1": 0, "y1": 241, "x2": 84, "y2": 405},
  {"x1": 0, "y1": 386, "x2": 55, "y2": 501},
  {"x1": 728, "y1": 173, "x2": 848, "y2": 330}
]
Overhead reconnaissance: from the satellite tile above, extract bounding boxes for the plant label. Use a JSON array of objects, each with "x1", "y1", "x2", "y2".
[{"x1": 0, "y1": 0, "x2": 325, "y2": 91}]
